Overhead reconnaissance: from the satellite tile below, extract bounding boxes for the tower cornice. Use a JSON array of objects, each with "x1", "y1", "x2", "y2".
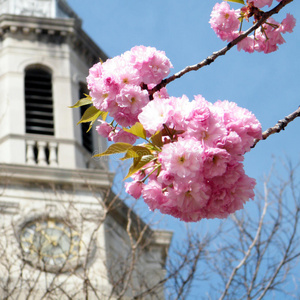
[
  {"x1": 0, "y1": 0, "x2": 81, "y2": 20},
  {"x1": 0, "y1": 13, "x2": 108, "y2": 67},
  {"x1": 0, "y1": 163, "x2": 114, "y2": 189}
]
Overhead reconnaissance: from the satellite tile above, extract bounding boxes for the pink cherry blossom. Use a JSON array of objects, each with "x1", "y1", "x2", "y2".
[
  {"x1": 281, "y1": 14, "x2": 296, "y2": 33},
  {"x1": 254, "y1": 18, "x2": 286, "y2": 54},
  {"x1": 130, "y1": 45, "x2": 173, "y2": 84},
  {"x1": 159, "y1": 138, "x2": 204, "y2": 179},
  {"x1": 202, "y1": 147, "x2": 231, "y2": 179},
  {"x1": 210, "y1": 2, "x2": 241, "y2": 41},
  {"x1": 89, "y1": 76, "x2": 119, "y2": 111},
  {"x1": 166, "y1": 95, "x2": 192, "y2": 131},
  {"x1": 138, "y1": 97, "x2": 173, "y2": 134},
  {"x1": 164, "y1": 181, "x2": 211, "y2": 222},
  {"x1": 212, "y1": 100, "x2": 262, "y2": 154},
  {"x1": 157, "y1": 170, "x2": 175, "y2": 186},
  {"x1": 110, "y1": 129, "x2": 137, "y2": 145},
  {"x1": 110, "y1": 109, "x2": 133, "y2": 128},
  {"x1": 206, "y1": 165, "x2": 256, "y2": 219},
  {"x1": 151, "y1": 86, "x2": 169, "y2": 99},
  {"x1": 237, "y1": 34, "x2": 255, "y2": 53},
  {"x1": 96, "y1": 121, "x2": 113, "y2": 138},
  {"x1": 112, "y1": 56, "x2": 140, "y2": 86},
  {"x1": 125, "y1": 180, "x2": 144, "y2": 199},
  {"x1": 142, "y1": 180, "x2": 169, "y2": 211},
  {"x1": 249, "y1": 0, "x2": 273, "y2": 8},
  {"x1": 187, "y1": 95, "x2": 211, "y2": 131},
  {"x1": 86, "y1": 63, "x2": 103, "y2": 91},
  {"x1": 116, "y1": 85, "x2": 149, "y2": 114}
]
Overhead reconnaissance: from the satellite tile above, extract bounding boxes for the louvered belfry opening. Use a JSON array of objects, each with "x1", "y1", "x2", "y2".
[
  {"x1": 25, "y1": 68, "x2": 54, "y2": 136},
  {"x1": 79, "y1": 83, "x2": 93, "y2": 153}
]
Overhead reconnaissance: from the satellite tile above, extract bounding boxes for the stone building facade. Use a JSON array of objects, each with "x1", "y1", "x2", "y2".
[{"x1": 0, "y1": 1, "x2": 172, "y2": 298}]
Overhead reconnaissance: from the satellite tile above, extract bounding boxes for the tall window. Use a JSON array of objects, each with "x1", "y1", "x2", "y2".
[
  {"x1": 79, "y1": 83, "x2": 93, "y2": 153},
  {"x1": 25, "y1": 68, "x2": 54, "y2": 135}
]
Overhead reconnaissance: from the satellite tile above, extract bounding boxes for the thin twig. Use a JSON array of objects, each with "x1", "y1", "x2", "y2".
[
  {"x1": 252, "y1": 105, "x2": 300, "y2": 148},
  {"x1": 218, "y1": 182, "x2": 269, "y2": 300},
  {"x1": 257, "y1": 207, "x2": 300, "y2": 300}
]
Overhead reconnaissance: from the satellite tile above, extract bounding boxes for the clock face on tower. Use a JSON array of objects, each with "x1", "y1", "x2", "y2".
[{"x1": 20, "y1": 218, "x2": 81, "y2": 272}]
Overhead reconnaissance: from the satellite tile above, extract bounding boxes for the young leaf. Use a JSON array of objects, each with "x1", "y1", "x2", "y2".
[
  {"x1": 123, "y1": 122, "x2": 147, "y2": 139},
  {"x1": 77, "y1": 106, "x2": 102, "y2": 125},
  {"x1": 69, "y1": 95, "x2": 92, "y2": 108},
  {"x1": 84, "y1": 110, "x2": 108, "y2": 132},
  {"x1": 226, "y1": 0, "x2": 245, "y2": 4},
  {"x1": 120, "y1": 146, "x2": 152, "y2": 160},
  {"x1": 93, "y1": 143, "x2": 133, "y2": 157},
  {"x1": 86, "y1": 118, "x2": 98, "y2": 133},
  {"x1": 102, "y1": 111, "x2": 108, "y2": 121},
  {"x1": 150, "y1": 130, "x2": 163, "y2": 148},
  {"x1": 124, "y1": 155, "x2": 154, "y2": 180}
]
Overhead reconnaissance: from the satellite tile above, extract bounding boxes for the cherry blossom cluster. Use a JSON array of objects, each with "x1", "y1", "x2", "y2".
[
  {"x1": 210, "y1": 1, "x2": 296, "y2": 53},
  {"x1": 87, "y1": 46, "x2": 172, "y2": 128},
  {"x1": 87, "y1": 46, "x2": 263, "y2": 222},
  {"x1": 126, "y1": 95, "x2": 262, "y2": 222}
]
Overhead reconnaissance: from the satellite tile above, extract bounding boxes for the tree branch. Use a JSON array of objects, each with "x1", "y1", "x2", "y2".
[
  {"x1": 149, "y1": 0, "x2": 294, "y2": 96},
  {"x1": 252, "y1": 105, "x2": 300, "y2": 148},
  {"x1": 218, "y1": 182, "x2": 269, "y2": 300}
]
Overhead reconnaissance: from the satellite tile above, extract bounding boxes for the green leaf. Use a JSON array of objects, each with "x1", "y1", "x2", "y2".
[
  {"x1": 124, "y1": 155, "x2": 154, "y2": 180},
  {"x1": 226, "y1": 0, "x2": 245, "y2": 4},
  {"x1": 69, "y1": 95, "x2": 92, "y2": 108},
  {"x1": 77, "y1": 106, "x2": 102, "y2": 125},
  {"x1": 120, "y1": 146, "x2": 152, "y2": 160},
  {"x1": 123, "y1": 122, "x2": 147, "y2": 139},
  {"x1": 79, "y1": 108, "x2": 107, "y2": 131},
  {"x1": 93, "y1": 143, "x2": 133, "y2": 157},
  {"x1": 102, "y1": 111, "x2": 108, "y2": 121},
  {"x1": 150, "y1": 130, "x2": 163, "y2": 148},
  {"x1": 86, "y1": 118, "x2": 98, "y2": 133}
]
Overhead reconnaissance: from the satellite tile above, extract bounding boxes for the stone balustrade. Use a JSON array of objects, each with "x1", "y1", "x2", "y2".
[
  {"x1": 26, "y1": 139, "x2": 58, "y2": 167},
  {"x1": 22, "y1": 135, "x2": 104, "y2": 169},
  {"x1": 0, "y1": 134, "x2": 104, "y2": 169}
]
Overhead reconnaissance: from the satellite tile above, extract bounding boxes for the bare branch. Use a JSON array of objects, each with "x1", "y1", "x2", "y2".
[
  {"x1": 204, "y1": 161, "x2": 300, "y2": 299},
  {"x1": 252, "y1": 105, "x2": 300, "y2": 148},
  {"x1": 219, "y1": 183, "x2": 269, "y2": 300}
]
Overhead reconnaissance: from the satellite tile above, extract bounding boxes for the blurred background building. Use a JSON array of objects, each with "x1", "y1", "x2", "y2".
[{"x1": 0, "y1": 0, "x2": 172, "y2": 298}]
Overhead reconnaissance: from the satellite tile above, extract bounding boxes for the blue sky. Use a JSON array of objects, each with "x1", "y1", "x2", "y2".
[{"x1": 69, "y1": 1, "x2": 300, "y2": 297}]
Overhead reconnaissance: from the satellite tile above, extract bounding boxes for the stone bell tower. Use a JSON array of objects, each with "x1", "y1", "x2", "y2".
[
  {"x1": 0, "y1": 0, "x2": 108, "y2": 169},
  {"x1": 0, "y1": 0, "x2": 172, "y2": 299}
]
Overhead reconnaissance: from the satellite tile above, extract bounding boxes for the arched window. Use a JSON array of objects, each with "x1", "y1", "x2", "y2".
[
  {"x1": 79, "y1": 83, "x2": 93, "y2": 153},
  {"x1": 25, "y1": 68, "x2": 54, "y2": 136}
]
